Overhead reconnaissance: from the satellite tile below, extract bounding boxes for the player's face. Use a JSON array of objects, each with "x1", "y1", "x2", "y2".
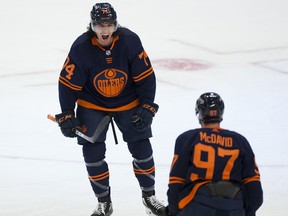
[{"x1": 93, "y1": 23, "x2": 116, "y2": 47}]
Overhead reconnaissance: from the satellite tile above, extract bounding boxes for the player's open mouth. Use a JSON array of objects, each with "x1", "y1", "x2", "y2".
[{"x1": 102, "y1": 35, "x2": 109, "y2": 40}]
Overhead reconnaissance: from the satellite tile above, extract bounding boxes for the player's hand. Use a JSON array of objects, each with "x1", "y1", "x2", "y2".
[
  {"x1": 131, "y1": 102, "x2": 159, "y2": 132},
  {"x1": 55, "y1": 111, "x2": 81, "y2": 138},
  {"x1": 166, "y1": 206, "x2": 172, "y2": 216}
]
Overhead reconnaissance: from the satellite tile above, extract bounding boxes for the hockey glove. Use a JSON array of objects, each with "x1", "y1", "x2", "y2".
[
  {"x1": 131, "y1": 102, "x2": 159, "y2": 132},
  {"x1": 165, "y1": 206, "x2": 171, "y2": 216},
  {"x1": 55, "y1": 111, "x2": 81, "y2": 138}
]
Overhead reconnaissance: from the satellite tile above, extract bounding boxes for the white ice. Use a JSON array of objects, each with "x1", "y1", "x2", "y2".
[{"x1": 0, "y1": 0, "x2": 287, "y2": 215}]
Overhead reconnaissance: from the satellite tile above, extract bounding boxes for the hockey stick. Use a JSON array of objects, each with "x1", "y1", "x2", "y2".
[{"x1": 47, "y1": 114, "x2": 110, "y2": 143}]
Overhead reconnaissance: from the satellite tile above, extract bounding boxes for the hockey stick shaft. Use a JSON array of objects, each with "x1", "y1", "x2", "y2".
[
  {"x1": 47, "y1": 114, "x2": 110, "y2": 143},
  {"x1": 109, "y1": 115, "x2": 118, "y2": 145}
]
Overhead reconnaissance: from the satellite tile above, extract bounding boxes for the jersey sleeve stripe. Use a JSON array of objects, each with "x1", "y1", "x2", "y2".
[
  {"x1": 133, "y1": 67, "x2": 154, "y2": 82},
  {"x1": 242, "y1": 175, "x2": 260, "y2": 184},
  {"x1": 59, "y1": 76, "x2": 83, "y2": 91}
]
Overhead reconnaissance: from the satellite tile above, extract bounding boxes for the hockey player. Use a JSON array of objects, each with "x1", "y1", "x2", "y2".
[
  {"x1": 54, "y1": 2, "x2": 166, "y2": 216},
  {"x1": 166, "y1": 92, "x2": 263, "y2": 216}
]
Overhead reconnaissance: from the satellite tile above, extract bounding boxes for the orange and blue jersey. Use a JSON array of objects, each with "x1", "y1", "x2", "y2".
[
  {"x1": 167, "y1": 127, "x2": 263, "y2": 216},
  {"x1": 58, "y1": 27, "x2": 156, "y2": 112}
]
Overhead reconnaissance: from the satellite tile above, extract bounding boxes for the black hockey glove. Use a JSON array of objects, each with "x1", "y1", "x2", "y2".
[
  {"x1": 131, "y1": 102, "x2": 159, "y2": 132},
  {"x1": 55, "y1": 111, "x2": 81, "y2": 138},
  {"x1": 164, "y1": 206, "x2": 170, "y2": 216}
]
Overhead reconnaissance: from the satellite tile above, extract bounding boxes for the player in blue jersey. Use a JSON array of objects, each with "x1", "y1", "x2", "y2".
[
  {"x1": 54, "y1": 3, "x2": 166, "y2": 216},
  {"x1": 166, "y1": 92, "x2": 263, "y2": 216}
]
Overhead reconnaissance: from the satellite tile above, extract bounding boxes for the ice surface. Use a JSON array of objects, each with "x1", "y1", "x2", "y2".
[{"x1": 1, "y1": 0, "x2": 288, "y2": 215}]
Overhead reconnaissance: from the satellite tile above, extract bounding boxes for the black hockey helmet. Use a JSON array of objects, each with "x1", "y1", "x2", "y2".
[
  {"x1": 195, "y1": 92, "x2": 225, "y2": 124},
  {"x1": 90, "y1": 3, "x2": 117, "y2": 25}
]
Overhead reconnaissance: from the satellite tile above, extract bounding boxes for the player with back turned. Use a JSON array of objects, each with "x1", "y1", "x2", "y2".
[
  {"x1": 166, "y1": 92, "x2": 263, "y2": 216},
  {"x1": 54, "y1": 2, "x2": 166, "y2": 216}
]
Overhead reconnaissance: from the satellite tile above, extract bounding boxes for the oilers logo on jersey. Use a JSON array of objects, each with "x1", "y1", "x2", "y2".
[{"x1": 93, "y1": 68, "x2": 127, "y2": 97}]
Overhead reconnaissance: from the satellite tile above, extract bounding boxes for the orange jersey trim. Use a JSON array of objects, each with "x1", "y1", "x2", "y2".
[
  {"x1": 169, "y1": 176, "x2": 185, "y2": 184},
  {"x1": 59, "y1": 76, "x2": 82, "y2": 91},
  {"x1": 178, "y1": 181, "x2": 211, "y2": 209},
  {"x1": 91, "y1": 36, "x2": 119, "y2": 51},
  {"x1": 133, "y1": 67, "x2": 154, "y2": 82},
  {"x1": 77, "y1": 98, "x2": 140, "y2": 112},
  {"x1": 242, "y1": 175, "x2": 260, "y2": 184}
]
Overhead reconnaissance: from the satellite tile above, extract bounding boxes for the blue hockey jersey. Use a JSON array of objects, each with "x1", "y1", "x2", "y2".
[
  {"x1": 58, "y1": 27, "x2": 156, "y2": 112},
  {"x1": 167, "y1": 127, "x2": 263, "y2": 216}
]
